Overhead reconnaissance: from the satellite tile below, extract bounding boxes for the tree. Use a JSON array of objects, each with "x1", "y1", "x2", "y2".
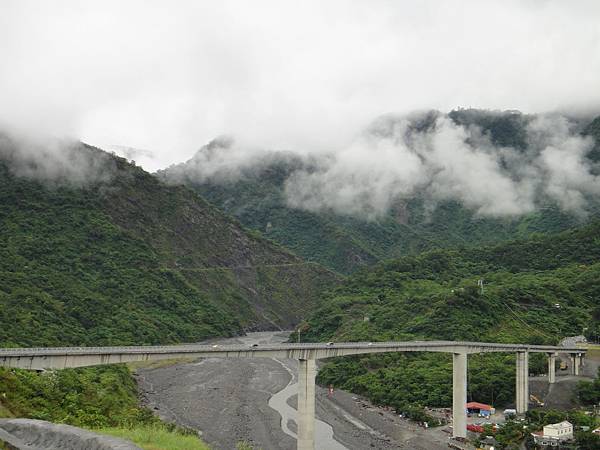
[{"x1": 575, "y1": 431, "x2": 600, "y2": 450}]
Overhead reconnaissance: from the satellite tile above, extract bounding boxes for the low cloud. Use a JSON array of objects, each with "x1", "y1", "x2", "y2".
[
  {"x1": 161, "y1": 135, "x2": 320, "y2": 186},
  {"x1": 0, "y1": 131, "x2": 115, "y2": 186},
  {"x1": 162, "y1": 111, "x2": 599, "y2": 220},
  {"x1": 1, "y1": 1, "x2": 600, "y2": 169},
  {"x1": 530, "y1": 116, "x2": 600, "y2": 212},
  {"x1": 284, "y1": 114, "x2": 599, "y2": 219},
  {"x1": 5, "y1": 107, "x2": 597, "y2": 221}
]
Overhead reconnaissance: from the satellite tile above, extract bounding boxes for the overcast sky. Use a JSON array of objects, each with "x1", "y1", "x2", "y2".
[{"x1": 1, "y1": 0, "x2": 600, "y2": 170}]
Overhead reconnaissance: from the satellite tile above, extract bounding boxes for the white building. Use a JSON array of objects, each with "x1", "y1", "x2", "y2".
[
  {"x1": 531, "y1": 421, "x2": 573, "y2": 446},
  {"x1": 544, "y1": 421, "x2": 573, "y2": 439}
]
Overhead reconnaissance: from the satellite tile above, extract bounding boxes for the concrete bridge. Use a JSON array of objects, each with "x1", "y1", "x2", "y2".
[{"x1": 0, "y1": 341, "x2": 585, "y2": 450}]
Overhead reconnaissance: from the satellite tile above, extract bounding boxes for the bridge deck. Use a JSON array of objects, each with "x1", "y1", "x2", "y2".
[{"x1": 0, "y1": 340, "x2": 585, "y2": 371}]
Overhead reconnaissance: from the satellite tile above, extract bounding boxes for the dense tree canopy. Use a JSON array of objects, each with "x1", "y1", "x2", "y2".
[{"x1": 300, "y1": 222, "x2": 600, "y2": 409}]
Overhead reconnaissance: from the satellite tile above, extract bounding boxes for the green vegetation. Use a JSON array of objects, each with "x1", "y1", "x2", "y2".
[
  {"x1": 0, "y1": 161, "x2": 236, "y2": 346},
  {"x1": 472, "y1": 410, "x2": 600, "y2": 450},
  {"x1": 0, "y1": 365, "x2": 152, "y2": 427},
  {"x1": 480, "y1": 420, "x2": 528, "y2": 450},
  {"x1": 0, "y1": 140, "x2": 337, "y2": 347},
  {"x1": 526, "y1": 409, "x2": 598, "y2": 429},
  {"x1": 395, "y1": 403, "x2": 444, "y2": 427},
  {"x1": 576, "y1": 368, "x2": 600, "y2": 406},
  {"x1": 448, "y1": 108, "x2": 530, "y2": 149},
  {"x1": 168, "y1": 110, "x2": 600, "y2": 274},
  {"x1": 525, "y1": 410, "x2": 600, "y2": 450},
  {"x1": 97, "y1": 425, "x2": 209, "y2": 450},
  {"x1": 575, "y1": 431, "x2": 600, "y2": 450},
  {"x1": 298, "y1": 221, "x2": 600, "y2": 411},
  {"x1": 0, "y1": 364, "x2": 209, "y2": 449}
]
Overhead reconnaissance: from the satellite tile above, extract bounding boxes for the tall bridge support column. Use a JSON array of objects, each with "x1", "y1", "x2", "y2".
[
  {"x1": 452, "y1": 352, "x2": 467, "y2": 439},
  {"x1": 572, "y1": 353, "x2": 582, "y2": 376},
  {"x1": 548, "y1": 353, "x2": 556, "y2": 384},
  {"x1": 297, "y1": 358, "x2": 316, "y2": 450},
  {"x1": 516, "y1": 351, "x2": 529, "y2": 414}
]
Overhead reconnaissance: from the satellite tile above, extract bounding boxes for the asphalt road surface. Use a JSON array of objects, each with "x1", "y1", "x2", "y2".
[{"x1": 136, "y1": 332, "x2": 452, "y2": 450}]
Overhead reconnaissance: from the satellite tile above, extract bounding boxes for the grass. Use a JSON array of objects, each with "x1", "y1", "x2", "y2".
[
  {"x1": 96, "y1": 424, "x2": 209, "y2": 450},
  {"x1": 0, "y1": 403, "x2": 14, "y2": 418}
]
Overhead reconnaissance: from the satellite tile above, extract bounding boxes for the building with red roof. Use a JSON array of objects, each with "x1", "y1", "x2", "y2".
[{"x1": 466, "y1": 402, "x2": 495, "y2": 418}]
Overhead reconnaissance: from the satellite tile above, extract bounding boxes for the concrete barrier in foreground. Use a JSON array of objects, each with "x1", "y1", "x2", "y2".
[{"x1": 0, "y1": 419, "x2": 142, "y2": 450}]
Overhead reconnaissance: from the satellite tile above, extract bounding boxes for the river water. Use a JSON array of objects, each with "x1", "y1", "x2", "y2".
[{"x1": 239, "y1": 332, "x2": 348, "y2": 450}]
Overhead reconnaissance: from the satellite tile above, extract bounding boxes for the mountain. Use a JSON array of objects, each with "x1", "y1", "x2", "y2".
[
  {"x1": 160, "y1": 147, "x2": 381, "y2": 273},
  {"x1": 0, "y1": 135, "x2": 339, "y2": 347},
  {"x1": 159, "y1": 110, "x2": 600, "y2": 274},
  {"x1": 295, "y1": 221, "x2": 600, "y2": 410}
]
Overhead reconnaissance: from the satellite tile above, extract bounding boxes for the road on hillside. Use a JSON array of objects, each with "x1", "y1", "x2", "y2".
[{"x1": 135, "y1": 332, "x2": 452, "y2": 450}]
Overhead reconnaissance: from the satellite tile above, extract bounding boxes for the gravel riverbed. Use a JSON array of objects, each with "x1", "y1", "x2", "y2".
[{"x1": 136, "y1": 332, "x2": 451, "y2": 450}]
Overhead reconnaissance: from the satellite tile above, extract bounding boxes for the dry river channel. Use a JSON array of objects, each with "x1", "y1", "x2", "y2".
[{"x1": 136, "y1": 332, "x2": 452, "y2": 450}]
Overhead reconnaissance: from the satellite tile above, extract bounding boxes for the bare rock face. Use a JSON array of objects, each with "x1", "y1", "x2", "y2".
[{"x1": 0, "y1": 419, "x2": 141, "y2": 450}]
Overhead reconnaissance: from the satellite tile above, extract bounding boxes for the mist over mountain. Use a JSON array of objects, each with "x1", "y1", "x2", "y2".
[
  {"x1": 0, "y1": 131, "x2": 117, "y2": 187},
  {"x1": 4, "y1": 1, "x2": 600, "y2": 169},
  {"x1": 159, "y1": 109, "x2": 600, "y2": 273},
  {"x1": 162, "y1": 109, "x2": 600, "y2": 219}
]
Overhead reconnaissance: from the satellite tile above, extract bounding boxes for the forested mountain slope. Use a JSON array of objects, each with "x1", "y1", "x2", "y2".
[
  {"x1": 0, "y1": 136, "x2": 338, "y2": 347},
  {"x1": 161, "y1": 109, "x2": 600, "y2": 274},
  {"x1": 295, "y1": 221, "x2": 600, "y2": 410}
]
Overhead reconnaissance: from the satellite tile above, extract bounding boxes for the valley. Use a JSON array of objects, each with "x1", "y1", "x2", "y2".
[
  {"x1": 1, "y1": 110, "x2": 600, "y2": 450},
  {"x1": 2, "y1": 3, "x2": 600, "y2": 449}
]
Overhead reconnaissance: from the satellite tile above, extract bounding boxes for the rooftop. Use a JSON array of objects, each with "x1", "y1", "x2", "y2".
[
  {"x1": 544, "y1": 421, "x2": 572, "y2": 431},
  {"x1": 466, "y1": 402, "x2": 492, "y2": 410}
]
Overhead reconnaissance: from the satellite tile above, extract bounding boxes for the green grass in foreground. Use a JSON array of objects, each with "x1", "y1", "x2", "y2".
[{"x1": 96, "y1": 425, "x2": 209, "y2": 450}]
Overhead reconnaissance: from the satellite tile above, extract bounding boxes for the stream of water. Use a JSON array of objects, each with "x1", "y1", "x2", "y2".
[{"x1": 238, "y1": 332, "x2": 348, "y2": 450}]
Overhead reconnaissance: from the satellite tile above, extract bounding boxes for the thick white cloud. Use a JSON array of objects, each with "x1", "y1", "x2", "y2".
[
  {"x1": 1, "y1": 0, "x2": 600, "y2": 170},
  {"x1": 284, "y1": 115, "x2": 541, "y2": 218},
  {"x1": 530, "y1": 116, "x2": 600, "y2": 213},
  {"x1": 163, "y1": 112, "x2": 599, "y2": 219}
]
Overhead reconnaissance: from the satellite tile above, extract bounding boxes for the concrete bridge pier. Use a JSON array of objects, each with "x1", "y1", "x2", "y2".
[
  {"x1": 570, "y1": 353, "x2": 583, "y2": 376},
  {"x1": 547, "y1": 352, "x2": 556, "y2": 384},
  {"x1": 297, "y1": 358, "x2": 316, "y2": 450},
  {"x1": 452, "y1": 352, "x2": 467, "y2": 439},
  {"x1": 516, "y1": 351, "x2": 529, "y2": 414}
]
